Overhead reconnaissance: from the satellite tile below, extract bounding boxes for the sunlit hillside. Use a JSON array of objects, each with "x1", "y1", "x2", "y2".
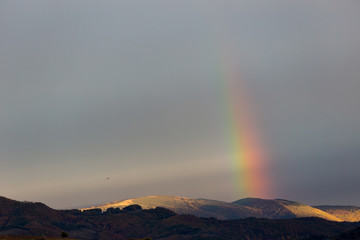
[
  {"x1": 82, "y1": 196, "x2": 261, "y2": 219},
  {"x1": 234, "y1": 198, "x2": 342, "y2": 222},
  {"x1": 82, "y1": 196, "x2": 352, "y2": 222},
  {"x1": 315, "y1": 206, "x2": 360, "y2": 222}
]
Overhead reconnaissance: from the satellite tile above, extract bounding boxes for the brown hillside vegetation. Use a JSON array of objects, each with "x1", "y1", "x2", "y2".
[
  {"x1": 0, "y1": 237, "x2": 78, "y2": 240},
  {"x1": 333, "y1": 226, "x2": 360, "y2": 240}
]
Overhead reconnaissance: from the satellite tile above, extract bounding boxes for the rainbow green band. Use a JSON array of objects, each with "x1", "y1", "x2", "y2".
[{"x1": 217, "y1": 49, "x2": 271, "y2": 199}]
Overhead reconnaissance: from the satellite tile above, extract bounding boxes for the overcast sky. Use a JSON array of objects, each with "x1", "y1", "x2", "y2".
[{"x1": 1, "y1": 0, "x2": 360, "y2": 209}]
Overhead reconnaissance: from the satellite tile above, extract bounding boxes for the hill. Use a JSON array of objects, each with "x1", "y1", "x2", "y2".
[
  {"x1": 0, "y1": 196, "x2": 71, "y2": 237},
  {"x1": 83, "y1": 195, "x2": 345, "y2": 222},
  {"x1": 315, "y1": 205, "x2": 360, "y2": 222},
  {"x1": 234, "y1": 198, "x2": 343, "y2": 222},
  {"x1": 1, "y1": 196, "x2": 360, "y2": 240},
  {"x1": 81, "y1": 195, "x2": 261, "y2": 219}
]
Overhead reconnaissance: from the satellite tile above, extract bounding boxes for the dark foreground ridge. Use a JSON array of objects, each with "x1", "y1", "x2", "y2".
[{"x1": 1, "y1": 196, "x2": 360, "y2": 240}]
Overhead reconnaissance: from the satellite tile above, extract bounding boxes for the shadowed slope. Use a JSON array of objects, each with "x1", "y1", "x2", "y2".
[
  {"x1": 0, "y1": 196, "x2": 65, "y2": 224},
  {"x1": 0, "y1": 196, "x2": 72, "y2": 237},
  {"x1": 333, "y1": 226, "x2": 360, "y2": 240}
]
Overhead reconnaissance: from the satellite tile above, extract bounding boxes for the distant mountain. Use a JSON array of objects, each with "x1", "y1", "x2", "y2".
[
  {"x1": 2, "y1": 196, "x2": 360, "y2": 240},
  {"x1": 83, "y1": 195, "x2": 348, "y2": 222},
  {"x1": 81, "y1": 195, "x2": 261, "y2": 219},
  {"x1": 234, "y1": 198, "x2": 343, "y2": 222},
  {"x1": 314, "y1": 205, "x2": 360, "y2": 222}
]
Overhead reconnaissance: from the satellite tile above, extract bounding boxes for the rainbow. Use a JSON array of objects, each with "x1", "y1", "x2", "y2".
[
  {"x1": 217, "y1": 50, "x2": 271, "y2": 199},
  {"x1": 196, "y1": 1, "x2": 272, "y2": 199}
]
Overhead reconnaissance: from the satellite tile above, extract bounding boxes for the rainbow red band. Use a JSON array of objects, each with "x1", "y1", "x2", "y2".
[{"x1": 218, "y1": 50, "x2": 271, "y2": 199}]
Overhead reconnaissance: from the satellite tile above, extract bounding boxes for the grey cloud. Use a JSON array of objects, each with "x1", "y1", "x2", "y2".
[{"x1": 1, "y1": 0, "x2": 360, "y2": 208}]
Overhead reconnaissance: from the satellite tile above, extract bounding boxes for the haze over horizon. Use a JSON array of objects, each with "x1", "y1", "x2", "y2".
[{"x1": 1, "y1": 0, "x2": 360, "y2": 209}]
